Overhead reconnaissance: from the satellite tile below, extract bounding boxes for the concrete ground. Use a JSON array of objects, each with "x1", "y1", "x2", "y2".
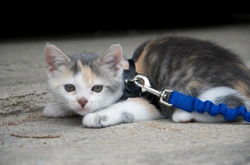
[{"x1": 0, "y1": 24, "x2": 250, "y2": 165}]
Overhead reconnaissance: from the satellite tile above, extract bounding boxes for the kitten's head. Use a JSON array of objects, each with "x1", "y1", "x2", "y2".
[{"x1": 44, "y1": 43, "x2": 127, "y2": 116}]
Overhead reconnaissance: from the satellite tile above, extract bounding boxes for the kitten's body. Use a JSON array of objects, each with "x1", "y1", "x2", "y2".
[{"x1": 44, "y1": 36, "x2": 250, "y2": 127}]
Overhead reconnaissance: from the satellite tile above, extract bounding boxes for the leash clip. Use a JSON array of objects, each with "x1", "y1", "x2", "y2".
[{"x1": 126, "y1": 75, "x2": 173, "y2": 106}]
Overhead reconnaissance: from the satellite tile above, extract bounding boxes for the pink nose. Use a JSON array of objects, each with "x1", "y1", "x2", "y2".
[{"x1": 78, "y1": 97, "x2": 88, "y2": 108}]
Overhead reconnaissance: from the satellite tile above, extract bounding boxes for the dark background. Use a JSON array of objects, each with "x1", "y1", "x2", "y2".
[{"x1": 1, "y1": 6, "x2": 250, "y2": 40}]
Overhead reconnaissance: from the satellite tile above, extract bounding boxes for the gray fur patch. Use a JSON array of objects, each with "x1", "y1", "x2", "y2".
[
  {"x1": 71, "y1": 61, "x2": 80, "y2": 74},
  {"x1": 93, "y1": 115, "x2": 102, "y2": 127},
  {"x1": 121, "y1": 112, "x2": 134, "y2": 123},
  {"x1": 67, "y1": 52, "x2": 99, "y2": 74},
  {"x1": 215, "y1": 95, "x2": 245, "y2": 108},
  {"x1": 100, "y1": 115, "x2": 108, "y2": 122},
  {"x1": 106, "y1": 84, "x2": 122, "y2": 94}
]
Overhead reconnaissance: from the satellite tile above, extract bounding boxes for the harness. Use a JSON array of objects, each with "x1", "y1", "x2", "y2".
[
  {"x1": 120, "y1": 59, "x2": 250, "y2": 122},
  {"x1": 118, "y1": 59, "x2": 158, "y2": 106}
]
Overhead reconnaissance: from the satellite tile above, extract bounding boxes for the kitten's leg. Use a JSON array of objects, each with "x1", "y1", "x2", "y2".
[
  {"x1": 82, "y1": 98, "x2": 163, "y2": 128},
  {"x1": 172, "y1": 87, "x2": 245, "y2": 123},
  {"x1": 43, "y1": 102, "x2": 77, "y2": 118}
]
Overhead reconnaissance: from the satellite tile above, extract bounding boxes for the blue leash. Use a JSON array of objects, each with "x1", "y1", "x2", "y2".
[
  {"x1": 169, "y1": 91, "x2": 250, "y2": 122},
  {"x1": 126, "y1": 75, "x2": 250, "y2": 122}
]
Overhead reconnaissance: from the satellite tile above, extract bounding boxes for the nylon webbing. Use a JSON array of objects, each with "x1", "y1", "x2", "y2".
[{"x1": 168, "y1": 91, "x2": 250, "y2": 122}]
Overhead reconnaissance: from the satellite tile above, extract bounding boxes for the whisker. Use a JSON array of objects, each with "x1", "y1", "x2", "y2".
[{"x1": 44, "y1": 102, "x2": 76, "y2": 118}]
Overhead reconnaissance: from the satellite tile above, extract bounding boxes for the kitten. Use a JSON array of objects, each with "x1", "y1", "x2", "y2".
[{"x1": 43, "y1": 36, "x2": 250, "y2": 127}]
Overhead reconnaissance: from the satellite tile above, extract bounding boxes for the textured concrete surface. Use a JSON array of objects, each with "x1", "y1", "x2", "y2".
[{"x1": 1, "y1": 24, "x2": 250, "y2": 165}]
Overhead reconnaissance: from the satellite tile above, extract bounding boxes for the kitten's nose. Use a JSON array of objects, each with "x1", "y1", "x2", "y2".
[{"x1": 78, "y1": 97, "x2": 88, "y2": 108}]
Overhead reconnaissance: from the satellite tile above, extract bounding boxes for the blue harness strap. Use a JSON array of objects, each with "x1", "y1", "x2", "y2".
[{"x1": 168, "y1": 91, "x2": 250, "y2": 122}]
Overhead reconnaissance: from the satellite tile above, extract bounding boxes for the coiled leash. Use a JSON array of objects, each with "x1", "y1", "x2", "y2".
[{"x1": 126, "y1": 74, "x2": 250, "y2": 122}]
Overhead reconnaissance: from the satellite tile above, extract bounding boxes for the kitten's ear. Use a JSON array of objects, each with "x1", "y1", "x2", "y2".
[
  {"x1": 44, "y1": 42, "x2": 71, "y2": 75},
  {"x1": 98, "y1": 43, "x2": 123, "y2": 73}
]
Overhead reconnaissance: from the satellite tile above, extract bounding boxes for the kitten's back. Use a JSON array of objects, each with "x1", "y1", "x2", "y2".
[{"x1": 132, "y1": 36, "x2": 250, "y2": 118}]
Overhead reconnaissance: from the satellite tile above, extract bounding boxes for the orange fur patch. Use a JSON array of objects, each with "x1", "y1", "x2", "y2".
[
  {"x1": 149, "y1": 38, "x2": 169, "y2": 46},
  {"x1": 122, "y1": 59, "x2": 129, "y2": 70},
  {"x1": 135, "y1": 44, "x2": 149, "y2": 74},
  {"x1": 77, "y1": 60, "x2": 97, "y2": 85},
  {"x1": 135, "y1": 39, "x2": 169, "y2": 74},
  {"x1": 233, "y1": 81, "x2": 250, "y2": 98},
  {"x1": 186, "y1": 80, "x2": 203, "y2": 92},
  {"x1": 235, "y1": 63, "x2": 250, "y2": 71}
]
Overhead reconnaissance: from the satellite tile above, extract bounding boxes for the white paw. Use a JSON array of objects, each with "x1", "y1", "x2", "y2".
[
  {"x1": 172, "y1": 109, "x2": 194, "y2": 123},
  {"x1": 82, "y1": 113, "x2": 110, "y2": 128}
]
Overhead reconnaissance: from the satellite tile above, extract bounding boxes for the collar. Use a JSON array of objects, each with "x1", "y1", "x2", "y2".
[
  {"x1": 118, "y1": 59, "x2": 159, "y2": 107},
  {"x1": 118, "y1": 59, "x2": 141, "y2": 101}
]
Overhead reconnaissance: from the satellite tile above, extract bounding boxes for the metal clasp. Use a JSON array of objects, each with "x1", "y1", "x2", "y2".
[{"x1": 126, "y1": 75, "x2": 173, "y2": 106}]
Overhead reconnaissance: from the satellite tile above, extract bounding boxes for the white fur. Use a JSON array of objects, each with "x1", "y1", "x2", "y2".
[
  {"x1": 198, "y1": 87, "x2": 239, "y2": 102},
  {"x1": 82, "y1": 98, "x2": 163, "y2": 127},
  {"x1": 172, "y1": 87, "x2": 243, "y2": 123},
  {"x1": 45, "y1": 72, "x2": 123, "y2": 117},
  {"x1": 43, "y1": 102, "x2": 76, "y2": 117}
]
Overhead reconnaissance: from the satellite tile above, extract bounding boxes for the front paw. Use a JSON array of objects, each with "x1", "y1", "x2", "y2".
[{"x1": 82, "y1": 113, "x2": 108, "y2": 128}]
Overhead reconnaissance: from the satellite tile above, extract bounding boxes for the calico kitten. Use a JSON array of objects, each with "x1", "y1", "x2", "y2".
[{"x1": 43, "y1": 36, "x2": 250, "y2": 127}]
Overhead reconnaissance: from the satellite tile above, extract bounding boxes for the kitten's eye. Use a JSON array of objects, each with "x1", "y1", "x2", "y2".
[
  {"x1": 92, "y1": 85, "x2": 103, "y2": 93},
  {"x1": 64, "y1": 84, "x2": 75, "y2": 92}
]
